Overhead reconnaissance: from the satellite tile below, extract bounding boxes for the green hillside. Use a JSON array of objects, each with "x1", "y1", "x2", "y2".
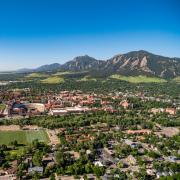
[
  {"x1": 26, "y1": 73, "x2": 48, "y2": 78},
  {"x1": 41, "y1": 76, "x2": 64, "y2": 84},
  {"x1": 110, "y1": 75, "x2": 167, "y2": 83}
]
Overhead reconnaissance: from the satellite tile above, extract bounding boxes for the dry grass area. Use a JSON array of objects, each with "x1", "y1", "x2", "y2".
[
  {"x1": 67, "y1": 151, "x2": 80, "y2": 160},
  {"x1": 0, "y1": 125, "x2": 40, "y2": 131},
  {"x1": 46, "y1": 129, "x2": 60, "y2": 145},
  {"x1": 22, "y1": 125, "x2": 39, "y2": 130},
  {"x1": 58, "y1": 176, "x2": 75, "y2": 180},
  {"x1": 156, "y1": 127, "x2": 179, "y2": 137},
  {"x1": 0, "y1": 125, "x2": 20, "y2": 131}
]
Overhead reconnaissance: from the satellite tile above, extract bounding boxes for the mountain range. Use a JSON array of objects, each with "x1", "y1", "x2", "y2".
[{"x1": 17, "y1": 50, "x2": 180, "y2": 78}]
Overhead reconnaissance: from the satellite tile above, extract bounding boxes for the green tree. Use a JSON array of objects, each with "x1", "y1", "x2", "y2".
[{"x1": 32, "y1": 151, "x2": 43, "y2": 166}]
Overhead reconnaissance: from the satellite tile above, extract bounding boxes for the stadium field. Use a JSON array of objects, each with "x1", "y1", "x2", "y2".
[{"x1": 0, "y1": 130, "x2": 49, "y2": 145}]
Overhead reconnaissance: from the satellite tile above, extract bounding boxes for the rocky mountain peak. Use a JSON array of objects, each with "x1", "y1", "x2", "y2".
[{"x1": 18, "y1": 50, "x2": 180, "y2": 78}]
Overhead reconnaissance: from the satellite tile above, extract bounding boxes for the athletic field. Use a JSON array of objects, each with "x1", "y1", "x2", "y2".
[{"x1": 0, "y1": 130, "x2": 50, "y2": 145}]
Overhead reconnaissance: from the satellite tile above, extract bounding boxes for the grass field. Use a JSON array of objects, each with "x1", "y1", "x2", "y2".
[
  {"x1": 173, "y1": 76, "x2": 180, "y2": 83},
  {"x1": 0, "y1": 104, "x2": 6, "y2": 110},
  {"x1": 78, "y1": 76, "x2": 97, "y2": 82},
  {"x1": 53, "y1": 71, "x2": 74, "y2": 76},
  {"x1": 0, "y1": 130, "x2": 49, "y2": 145},
  {"x1": 53, "y1": 71, "x2": 88, "y2": 76},
  {"x1": 26, "y1": 73, "x2": 48, "y2": 78},
  {"x1": 110, "y1": 74, "x2": 167, "y2": 83},
  {"x1": 41, "y1": 76, "x2": 65, "y2": 84},
  {"x1": 8, "y1": 147, "x2": 26, "y2": 156}
]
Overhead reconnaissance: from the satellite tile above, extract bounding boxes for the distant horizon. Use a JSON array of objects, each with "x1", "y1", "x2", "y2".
[{"x1": 0, "y1": 0, "x2": 180, "y2": 71}]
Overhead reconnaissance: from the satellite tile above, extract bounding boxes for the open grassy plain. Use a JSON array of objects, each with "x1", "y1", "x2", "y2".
[
  {"x1": 110, "y1": 74, "x2": 167, "y2": 83},
  {"x1": 26, "y1": 73, "x2": 48, "y2": 78},
  {"x1": 41, "y1": 76, "x2": 65, "y2": 84}
]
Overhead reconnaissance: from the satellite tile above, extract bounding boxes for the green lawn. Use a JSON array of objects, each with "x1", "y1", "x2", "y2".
[
  {"x1": 110, "y1": 74, "x2": 167, "y2": 83},
  {"x1": 0, "y1": 130, "x2": 49, "y2": 145},
  {"x1": 41, "y1": 76, "x2": 65, "y2": 84}
]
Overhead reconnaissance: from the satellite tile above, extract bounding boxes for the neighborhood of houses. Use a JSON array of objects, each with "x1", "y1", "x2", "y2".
[{"x1": 0, "y1": 88, "x2": 179, "y2": 179}]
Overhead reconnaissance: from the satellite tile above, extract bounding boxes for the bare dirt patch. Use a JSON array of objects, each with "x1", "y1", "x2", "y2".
[
  {"x1": 0, "y1": 125, "x2": 20, "y2": 131},
  {"x1": 22, "y1": 125, "x2": 40, "y2": 130}
]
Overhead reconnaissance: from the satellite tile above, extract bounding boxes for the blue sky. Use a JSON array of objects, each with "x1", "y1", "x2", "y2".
[{"x1": 0, "y1": 0, "x2": 180, "y2": 71}]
